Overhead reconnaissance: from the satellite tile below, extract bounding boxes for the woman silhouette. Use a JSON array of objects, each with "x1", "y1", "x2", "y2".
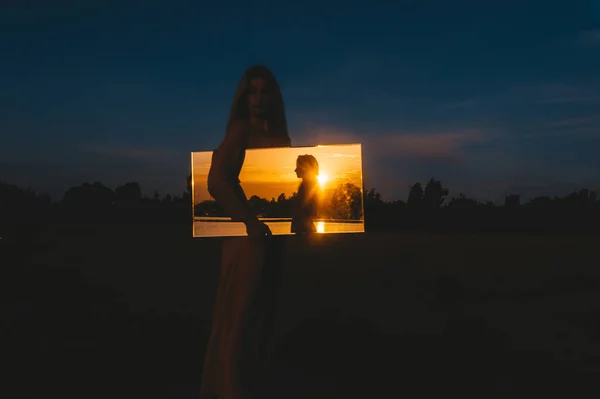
[
  {"x1": 200, "y1": 65, "x2": 291, "y2": 399},
  {"x1": 291, "y1": 154, "x2": 320, "y2": 234}
]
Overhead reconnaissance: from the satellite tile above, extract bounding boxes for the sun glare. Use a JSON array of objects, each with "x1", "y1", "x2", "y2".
[
  {"x1": 317, "y1": 173, "x2": 329, "y2": 187},
  {"x1": 316, "y1": 221, "x2": 325, "y2": 233}
]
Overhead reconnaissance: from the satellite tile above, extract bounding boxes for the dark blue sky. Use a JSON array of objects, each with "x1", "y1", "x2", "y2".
[{"x1": 1, "y1": 1, "x2": 599, "y2": 201}]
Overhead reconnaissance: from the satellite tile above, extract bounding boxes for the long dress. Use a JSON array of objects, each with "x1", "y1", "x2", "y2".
[{"x1": 199, "y1": 66, "x2": 292, "y2": 399}]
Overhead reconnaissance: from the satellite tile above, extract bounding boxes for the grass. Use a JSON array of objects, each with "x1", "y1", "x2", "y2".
[{"x1": 2, "y1": 224, "x2": 600, "y2": 397}]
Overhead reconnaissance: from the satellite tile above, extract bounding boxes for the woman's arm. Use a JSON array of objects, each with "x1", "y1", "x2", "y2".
[{"x1": 207, "y1": 120, "x2": 253, "y2": 222}]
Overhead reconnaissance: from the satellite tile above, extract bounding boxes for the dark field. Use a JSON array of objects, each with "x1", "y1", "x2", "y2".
[{"x1": 3, "y1": 225, "x2": 600, "y2": 398}]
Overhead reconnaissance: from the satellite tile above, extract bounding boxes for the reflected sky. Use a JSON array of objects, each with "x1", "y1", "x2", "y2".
[
  {"x1": 192, "y1": 143, "x2": 362, "y2": 203},
  {"x1": 193, "y1": 218, "x2": 364, "y2": 237}
]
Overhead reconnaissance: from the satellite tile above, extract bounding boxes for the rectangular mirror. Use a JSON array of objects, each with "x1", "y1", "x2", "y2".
[{"x1": 191, "y1": 144, "x2": 365, "y2": 237}]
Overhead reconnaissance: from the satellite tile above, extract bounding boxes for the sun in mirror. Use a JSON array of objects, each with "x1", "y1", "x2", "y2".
[{"x1": 317, "y1": 172, "x2": 329, "y2": 188}]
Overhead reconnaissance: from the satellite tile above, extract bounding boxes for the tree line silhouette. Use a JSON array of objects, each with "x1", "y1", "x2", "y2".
[
  {"x1": 365, "y1": 178, "x2": 599, "y2": 234},
  {"x1": 1, "y1": 175, "x2": 599, "y2": 241}
]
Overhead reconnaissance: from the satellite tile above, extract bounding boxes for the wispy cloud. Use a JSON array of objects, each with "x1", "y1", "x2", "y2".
[
  {"x1": 504, "y1": 83, "x2": 598, "y2": 105},
  {"x1": 545, "y1": 126, "x2": 600, "y2": 138},
  {"x1": 448, "y1": 83, "x2": 597, "y2": 113},
  {"x1": 372, "y1": 131, "x2": 492, "y2": 161},
  {"x1": 296, "y1": 127, "x2": 496, "y2": 161},
  {"x1": 576, "y1": 29, "x2": 600, "y2": 46},
  {"x1": 540, "y1": 86, "x2": 597, "y2": 104},
  {"x1": 533, "y1": 83, "x2": 596, "y2": 105},
  {"x1": 81, "y1": 144, "x2": 179, "y2": 163},
  {"x1": 542, "y1": 96, "x2": 596, "y2": 104},
  {"x1": 440, "y1": 99, "x2": 480, "y2": 110},
  {"x1": 523, "y1": 116, "x2": 600, "y2": 139},
  {"x1": 541, "y1": 117, "x2": 595, "y2": 130}
]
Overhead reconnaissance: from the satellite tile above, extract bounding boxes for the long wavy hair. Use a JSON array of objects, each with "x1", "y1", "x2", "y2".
[{"x1": 228, "y1": 65, "x2": 290, "y2": 142}]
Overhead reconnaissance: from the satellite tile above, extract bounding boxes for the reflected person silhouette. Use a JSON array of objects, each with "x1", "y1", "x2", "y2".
[
  {"x1": 200, "y1": 65, "x2": 291, "y2": 399},
  {"x1": 291, "y1": 154, "x2": 320, "y2": 234}
]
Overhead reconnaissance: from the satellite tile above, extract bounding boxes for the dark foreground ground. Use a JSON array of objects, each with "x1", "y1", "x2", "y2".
[{"x1": 2, "y1": 224, "x2": 600, "y2": 398}]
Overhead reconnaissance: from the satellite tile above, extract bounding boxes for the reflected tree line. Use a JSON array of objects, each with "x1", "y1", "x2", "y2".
[
  {"x1": 1, "y1": 175, "x2": 599, "y2": 241},
  {"x1": 196, "y1": 181, "x2": 363, "y2": 221}
]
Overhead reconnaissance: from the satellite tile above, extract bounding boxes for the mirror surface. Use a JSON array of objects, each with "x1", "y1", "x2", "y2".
[{"x1": 192, "y1": 144, "x2": 365, "y2": 237}]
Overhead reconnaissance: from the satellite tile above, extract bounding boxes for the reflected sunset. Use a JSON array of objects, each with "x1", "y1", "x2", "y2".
[
  {"x1": 191, "y1": 143, "x2": 365, "y2": 238},
  {"x1": 316, "y1": 221, "x2": 325, "y2": 233},
  {"x1": 317, "y1": 173, "x2": 330, "y2": 188},
  {"x1": 192, "y1": 144, "x2": 363, "y2": 203}
]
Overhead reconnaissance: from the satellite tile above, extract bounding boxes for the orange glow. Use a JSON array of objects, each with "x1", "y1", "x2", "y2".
[
  {"x1": 316, "y1": 221, "x2": 325, "y2": 233},
  {"x1": 317, "y1": 172, "x2": 329, "y2": 188},
  {"x1": 192, "y1": 144, "x2": 362, "y2": 203}
]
